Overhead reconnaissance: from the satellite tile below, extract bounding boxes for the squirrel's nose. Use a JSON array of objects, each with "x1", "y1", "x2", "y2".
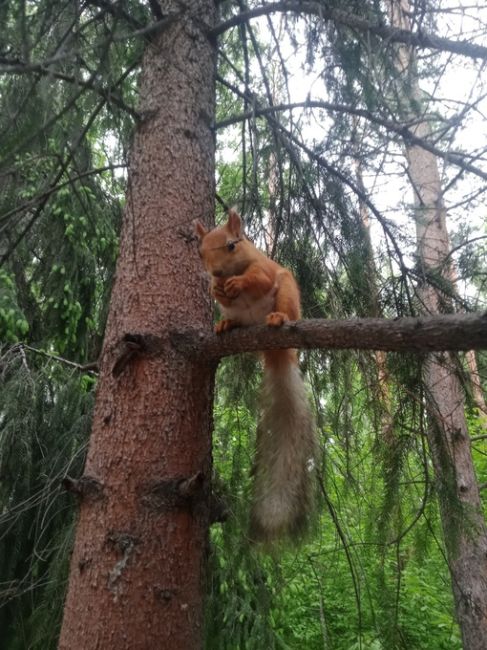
[{"x1": 212, "y1": 269, "x2": 224, "y2": 277}]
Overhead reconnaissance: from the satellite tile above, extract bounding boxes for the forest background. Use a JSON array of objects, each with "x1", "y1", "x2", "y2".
[{"x1": 1, "y1": 0, "x2": 487, "y2": 648}]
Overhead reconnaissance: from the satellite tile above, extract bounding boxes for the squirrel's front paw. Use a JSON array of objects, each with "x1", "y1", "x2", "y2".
[
  {"x1": 224, "y1": 276, "x2": 244, "y2": 299},
  {"x1": 212, "y1": 284, "x2": 227, "y2": 300},
  {"x1": 266, "y1": 311, "x2": 288, "y2": 327},
  {"x1": 215, "y1": 319, "x2": 238, "y2": 334}
]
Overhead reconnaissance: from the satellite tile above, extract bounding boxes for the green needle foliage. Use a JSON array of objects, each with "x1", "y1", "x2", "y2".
[
  {"x1": 0, "y1": 353, "x2": 94, "y2": 648},
  {"x1": 0, "y1": 3, "x2": 133, "y2": 645}
]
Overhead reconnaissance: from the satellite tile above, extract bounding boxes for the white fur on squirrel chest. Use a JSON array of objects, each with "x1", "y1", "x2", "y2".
[{"x1": 220, "y1": 286, "x2": 277, "y2": 325}]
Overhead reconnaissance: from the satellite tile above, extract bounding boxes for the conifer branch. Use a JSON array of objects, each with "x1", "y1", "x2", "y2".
[
  {"x1": 215, "y1": 100, "x2": 487, "y2": 182},
  {"x1": 216, "y1": 75, "x2": 412, "y2": 286},
  {"x1": 170, "y1": 313, "x2": 487, "y2": 360},
  {"x1": 210, "y1": 2, "x2": 487, "y2": 62},
  {"x1": 0, "y1": 61, "x2": 136, "y2": 265},
  {"x1": 0, "y1": 59, "x2": 139, "y2": 119},
  {"x1": 0, "y1": 164, "x2": 126, "y2": 229}
]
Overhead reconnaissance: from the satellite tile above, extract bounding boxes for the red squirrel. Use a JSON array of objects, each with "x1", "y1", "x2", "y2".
[{"x1": 195, "y1": 208, "x2": 318, "y2": 544}]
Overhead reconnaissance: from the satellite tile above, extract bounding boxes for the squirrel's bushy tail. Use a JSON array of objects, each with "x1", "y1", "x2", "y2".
[{"x1": 250, "y1": 350, "x2": 318, "y2": 545}]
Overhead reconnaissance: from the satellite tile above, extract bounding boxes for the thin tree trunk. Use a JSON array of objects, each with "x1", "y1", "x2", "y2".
[
  {"x1": 466, "y1": 349, "x2": 487, "y2": 423},
  {"x1": 59, "y1": 4, "x2": 217, "y2": 649},
  {"x1": 354, "y1": 150, "x2": 394, "y2": 443},
  {"x1": 389, "y1": 1, "x2": 487, "y2": 647}
]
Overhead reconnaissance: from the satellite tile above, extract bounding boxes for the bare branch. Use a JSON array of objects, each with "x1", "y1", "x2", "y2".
[
  {"x1": 21, "y1": 345, "x2": 99, "y2": 374},
  {"x1": 170, "y1": 313, "x2": 487, "y2": 360},
  {"x1": 471, "y1": 435, "x2": 487, "y2": 443}
]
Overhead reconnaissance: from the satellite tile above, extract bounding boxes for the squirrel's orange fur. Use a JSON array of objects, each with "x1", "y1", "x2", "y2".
[{"x1": 195, "y1": 209, "x2": 318, "y2": 545}]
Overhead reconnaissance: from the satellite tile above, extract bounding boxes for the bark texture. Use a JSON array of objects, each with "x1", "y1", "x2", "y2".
[
  {"x1": 59, "y1": 3, "x2": 216, "y2": 649},
  {"x1": 170, "y1": 313, "x2": 487, "y2": 359},
  {"x1": 390, "y1": 1, "x2": 487, "y2": 647},
  {"x1": 466, "y1": 349, "x2": 487, "y2": 425}
]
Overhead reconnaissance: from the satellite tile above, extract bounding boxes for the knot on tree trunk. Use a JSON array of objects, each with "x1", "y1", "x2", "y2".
[{"x1": 139, "y1": 472, "x2": 206, "y2": 512}]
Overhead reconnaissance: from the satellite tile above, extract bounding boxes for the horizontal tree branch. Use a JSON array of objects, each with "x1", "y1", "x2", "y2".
[
  {"x1": 170, "y1": 313, "x2": 487, "y2": 360},
  {"x1": 210, "y1": 1, "x2": 487, "y2": 62}
]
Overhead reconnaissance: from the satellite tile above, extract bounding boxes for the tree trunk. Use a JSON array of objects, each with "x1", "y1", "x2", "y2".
[
  {"x1": 59, "y1": 4, "x2": 217, "y2": 649},
  {"x1": 466, "y1": 349, "x2": 487, "y2": 425},
  {"x1": 410, "y1": 125, "x2": 487, "y2": 646},
  {"x1": 354, "y1": 148, "x2": 394, "y2": 443},
  {"x1": 389, "y1": 2, "x2": 487, "y2": 647}
]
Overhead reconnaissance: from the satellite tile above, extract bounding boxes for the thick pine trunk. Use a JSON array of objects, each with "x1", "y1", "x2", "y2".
[
  {"x1": 389, "y1": 2, "x2": 487, "y2": 646},
  {"x1": 59, "y1": 4, "x2": 217, "y2": 649}
]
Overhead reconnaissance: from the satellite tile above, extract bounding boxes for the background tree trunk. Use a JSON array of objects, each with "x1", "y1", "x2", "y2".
[
  {"x1": 389, "y1": 1, "x2": 487, "y2": 646},
  {"x1": 59, "y1": 3, "x2": 217, "y2": 649}
]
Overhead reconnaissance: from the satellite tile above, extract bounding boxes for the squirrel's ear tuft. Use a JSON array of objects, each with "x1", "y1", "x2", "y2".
[
  {"x1": 193, "y1": 219, "x2": 208, "y2": 240},
  {"x1": 227, "y1": 207, "x2": 242, "y2": 238}
]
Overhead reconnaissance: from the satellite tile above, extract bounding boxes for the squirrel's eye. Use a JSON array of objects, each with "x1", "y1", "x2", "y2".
[{"x1": 227, "y1": 242, "x2": 236, "y2": 252}]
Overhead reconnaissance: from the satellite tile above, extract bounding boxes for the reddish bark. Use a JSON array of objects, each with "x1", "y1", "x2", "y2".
[
  {"x1": 171, "y1": 313, "x2": 487, "y2": 358},
  {"x1": 59, "y1": 4, "x2": 217, "y2": 649}
]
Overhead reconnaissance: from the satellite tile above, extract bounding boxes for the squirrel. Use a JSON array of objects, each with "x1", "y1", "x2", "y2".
[{"x1": 194, "y1": 208, "x2": 318, "y2": 545}]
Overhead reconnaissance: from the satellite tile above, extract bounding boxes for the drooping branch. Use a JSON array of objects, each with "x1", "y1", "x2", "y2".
[
  {"x1": 169, "y1": 313, "x2": 487, "y2": 360},
  {"x1": 210, "y1": 1, "x2": 487, "y2": 62},
  {"x1": 0, "y1": 60, "x2": 137, "y2": 265},
  {"x1": 0, "y1": 59, "x2": 139, "y2": 119},
  {"x1": 215, "y1": 74, "x2": 410, "y2": 292},
  {"x1": 215, "y1": 100, "x2": 487, "y2": 182},
  {"x1": 0, "y1": 164, "x2": 126, "y2": 229}
]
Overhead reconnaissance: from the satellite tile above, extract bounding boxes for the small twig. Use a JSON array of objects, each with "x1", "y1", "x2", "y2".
[
  {"x1": 113, "y1": 13, "x2": 181, "y2": 41},
  {"x1": 471, "y1": 434, "x2": 487, "y2": 443},
  {"x1": 21, "y1": 344, "x2": 99, "y2": 374}
]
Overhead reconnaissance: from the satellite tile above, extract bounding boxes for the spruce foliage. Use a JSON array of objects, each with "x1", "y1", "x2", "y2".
[{"x1": 0, "y1": 352, "x2": 93, "y2": 648}]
